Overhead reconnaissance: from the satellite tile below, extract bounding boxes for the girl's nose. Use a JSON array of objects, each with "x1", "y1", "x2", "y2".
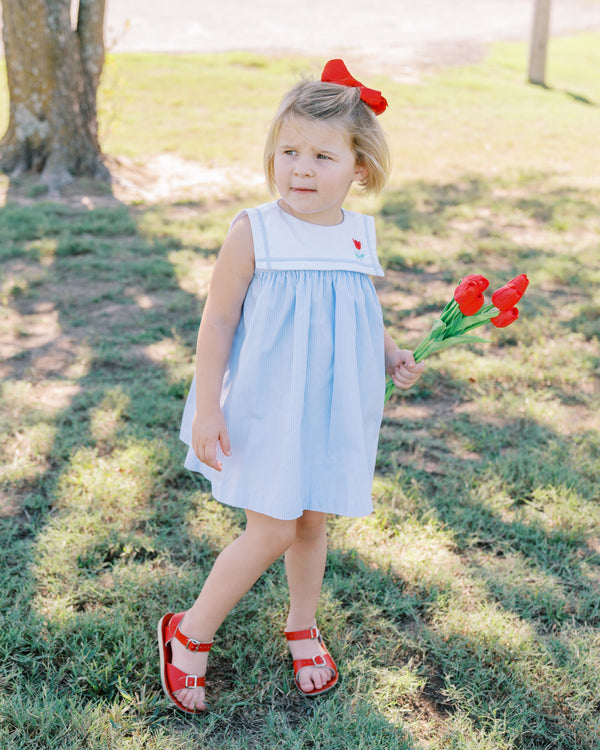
[{"x1": 293, "y1": 156, "x2": 313, "y2": 176}]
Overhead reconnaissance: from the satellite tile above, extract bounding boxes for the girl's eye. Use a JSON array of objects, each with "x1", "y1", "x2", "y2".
[
  {"x1": 283, "y1": 149, "x2": 296, "y2": 156},
  {"x1": 317, "y1": 154, "x2": 330, "y2": 160}
]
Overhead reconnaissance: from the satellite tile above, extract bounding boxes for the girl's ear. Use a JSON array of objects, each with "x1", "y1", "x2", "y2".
[{"x1": 353, "y1": 161, "x2": 369, "y2": 183}]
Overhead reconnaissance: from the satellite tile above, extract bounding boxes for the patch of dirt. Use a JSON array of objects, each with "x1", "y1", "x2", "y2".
[
  {"x1": 0, "y1": 156, "x2": 266, "y2": 210},
  {"x1": 110, "y1": 155, "x2": 264, "y2": 205}
]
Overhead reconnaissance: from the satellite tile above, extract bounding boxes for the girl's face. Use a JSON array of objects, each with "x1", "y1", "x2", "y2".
[{"x1": 273, "y1": 117, "x2": 367, "y2": 225}]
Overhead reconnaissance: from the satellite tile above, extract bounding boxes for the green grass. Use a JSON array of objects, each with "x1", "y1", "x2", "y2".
[
  {"x1": 97, "y1": 52, "x2": 313, "y2": 166},
  {"x1": 92, "y1": 35, "x2": 600, "y2": 181},
  {"x1": 1, "y1": 35, "x2": 600, "y2": 750}
]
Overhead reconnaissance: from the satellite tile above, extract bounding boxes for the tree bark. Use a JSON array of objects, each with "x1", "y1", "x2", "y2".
[{"x1": 0, "y1": 0, "x2": 108, "y2": 188}]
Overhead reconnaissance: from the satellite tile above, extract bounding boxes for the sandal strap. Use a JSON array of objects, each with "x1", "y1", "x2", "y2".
[
  {"x1": 167, "y1": 611, "x2": 214, "y2": 653},
  {"x1": 166, "y1": 661, "x2": 206, "y2": 690},
  {"x1": 174, "y1": 628, "x2": 213, "y2": 653},
  {"x1": 285, "y1": 626, "x2": 321, "y2": 642},
  {"x1": 293, "y1": 652, "x2": 335, "y2": 672}
]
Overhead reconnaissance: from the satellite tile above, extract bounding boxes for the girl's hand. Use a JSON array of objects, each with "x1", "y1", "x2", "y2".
[
  {"x1": 191, "y1": 408, "x2": 231, "y2": 471},
  {"x1": 386, "y1": 348, "x2": 425, "y2": 390}
]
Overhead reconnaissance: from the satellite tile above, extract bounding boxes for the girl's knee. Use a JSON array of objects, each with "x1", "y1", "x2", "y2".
[
  {"x1": 295, "y1": 511, "x2": 327, "y2": 542},
  {"x1": 245, "y1": 512, "x2": 297, "y2": 554}
]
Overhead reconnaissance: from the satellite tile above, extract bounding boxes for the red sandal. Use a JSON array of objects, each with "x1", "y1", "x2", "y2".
[
  {"x1": 285, "y1": 626, "x2": 339, "y2": 696},
  {"x1": 157, "y1": 612, "x2": 213, "y2": 714}
]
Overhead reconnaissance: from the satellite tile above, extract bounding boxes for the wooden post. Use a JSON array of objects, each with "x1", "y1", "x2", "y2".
[{"x1": 528, "y1": 0, "x2": 551, "y2": 85}]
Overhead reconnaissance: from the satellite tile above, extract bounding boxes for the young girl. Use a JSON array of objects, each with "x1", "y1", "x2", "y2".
[{"x1": 158, "y1": 59, "x2": 424, "y2": 714}]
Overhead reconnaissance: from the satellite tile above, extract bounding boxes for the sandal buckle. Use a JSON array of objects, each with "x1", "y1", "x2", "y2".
[
  {"x1": 309, "y1": 626, "x2": 320, "y2": 640},
  {"x1": 312, "y1": 654, "x2": 327, "y2": 667},
  {"x1": 186, "y1": 637, "x2": 202, "y2": 652},
  {"x1": 184, "y1": 675, "x2": 202, "y2": 688}
]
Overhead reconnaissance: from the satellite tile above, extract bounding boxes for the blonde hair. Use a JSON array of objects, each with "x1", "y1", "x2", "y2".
[{"x1": 263, "y1": 79, "x2": 391, "y2": 196}]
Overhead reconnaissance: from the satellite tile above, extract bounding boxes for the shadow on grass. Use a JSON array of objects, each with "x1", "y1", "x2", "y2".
[
  {"x1": 0, "y1": 167, "x2": 598, "y2": 748},
  {"x1": 373, "y1": 400, "x2": 600, "y2": 746},
  {"x1": 564, "y1": 90, "x2": 596, "y2": 106},
  {"x1": 370, "y1": 170, "x2": 599, "y2": 746},
  {"x1": 0, "y1": 191, "x2": 417, "y2": 749},
  {"x1": 535, "y1": 83, "x2": 597, "y2": 107},
  {"x1": 376, "y1": 171, "x2": 600, "y2": 278}
]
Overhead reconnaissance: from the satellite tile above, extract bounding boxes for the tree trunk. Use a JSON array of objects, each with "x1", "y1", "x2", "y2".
[{"x1": 0, "y1": 0, "x2": 108, "y2": 188}]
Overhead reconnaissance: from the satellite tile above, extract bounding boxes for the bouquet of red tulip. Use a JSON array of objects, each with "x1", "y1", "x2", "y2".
[{"x1": 385, "y1": 273, "x2": 530, "y2": 403}]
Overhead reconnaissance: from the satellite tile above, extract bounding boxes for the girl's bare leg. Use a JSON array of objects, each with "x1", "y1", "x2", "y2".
[
  {"x1": 284, "y1": 510, "x2": 333, "y2": 693},
  {"x1": 170, "y1": 510, "x2": 297, "y2": 711}
]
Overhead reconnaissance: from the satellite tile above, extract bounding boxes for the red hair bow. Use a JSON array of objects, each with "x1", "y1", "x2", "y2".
[{"x1": 321, "y1": 59, "x2": 388, "y2": 115}]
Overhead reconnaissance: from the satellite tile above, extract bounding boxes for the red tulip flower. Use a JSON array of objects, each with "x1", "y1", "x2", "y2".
[
  {"x1": 454, "y1": 284, "x2": 484, "y2": 315},
  {"x1": 454, "y1": 274, "x2": 490, "y2": 315},
  {"x1": 492, "y1": 274, "x2": 530, "y2": 311},
  {"x1": 491, "y1": 307, "x2": 519, "y2": 328},
  {"x1": 491, "y1": 286, "x2": 520, "y2": 310},
  {"x1": 508, "y1": 273, "x2": 529, "y2": 295},
  {"x1": 461, "y1": 274, "x2": 490, "y2": 292}
]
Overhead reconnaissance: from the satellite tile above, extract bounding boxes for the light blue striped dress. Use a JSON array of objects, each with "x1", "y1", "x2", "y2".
[{"x1": 180, "y1": 200, "x2": 385, "y2": 520}]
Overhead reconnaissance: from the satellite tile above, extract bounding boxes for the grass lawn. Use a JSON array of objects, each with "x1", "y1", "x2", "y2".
[{"x1": 0, "y1": 33, "x2": 599, "y2": 750}]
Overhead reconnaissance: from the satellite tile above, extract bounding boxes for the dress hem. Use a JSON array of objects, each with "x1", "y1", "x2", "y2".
[
  {"x1": 187, "y1": 468, "x2": 374, "y2": 521},
  {"x1": 209, "y1": 492, "x2": 374, "y2": 521}
]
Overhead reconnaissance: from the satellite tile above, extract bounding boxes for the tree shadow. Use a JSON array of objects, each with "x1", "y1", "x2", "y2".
[
  {"x1": 378, "y1": 172, "x2": 599, "y2": 241},
  {"x1": 0, "y1": 191, "x2": 417, "y2": 748},
  {"x1": 564, "y1": 90, "x2": 596, "y2": 106},
  {"x1": 367, "y1": 170, "x2": 599, "y2": 746},
  {"x1": 1, "y1": 167, "x2": 598, "y2": 746},
  {"x1": 0, "y1": 188, "x2": 230, "y2": 736},
  {"x1": 533, "y1": 83, "x2": 597, "y2": 107},
  {"x1": 333, "y1": 404, "x2": 600, "y2": 746}
]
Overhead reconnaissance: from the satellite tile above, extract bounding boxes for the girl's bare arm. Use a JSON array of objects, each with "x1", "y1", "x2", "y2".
[{"x1": 192, "y1": 214, "x2": 255, "y2": 470}]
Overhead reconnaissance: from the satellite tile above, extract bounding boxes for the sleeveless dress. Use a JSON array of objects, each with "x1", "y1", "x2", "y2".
[{"x1": 180, "y1": 200, "x2": 386, "y2": 520}]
